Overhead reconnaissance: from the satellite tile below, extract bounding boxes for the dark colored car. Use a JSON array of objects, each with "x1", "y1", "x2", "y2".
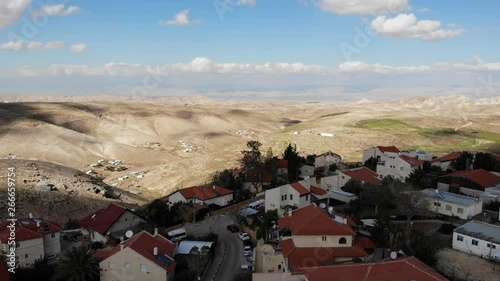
[{"x1": 226, "y1": 224, "x2": 239, "y2": 233}]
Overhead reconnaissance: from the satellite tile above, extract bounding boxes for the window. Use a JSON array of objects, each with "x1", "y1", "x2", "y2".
[
  {"x1": 487, "y1": 243, "x2": 492, "y2": 248},
  {"x1": 281, "y1": 195, "x2": 284, "y2": 201},
  {"x1": 109, "y1": 262, "x2": 115, "y2": 270},
  {"x1": 278, "y1": 265, "x2": 281, "y2": 270},
  {"x1": 457, "y1": 235, "x2": 463, "y2": 242},
  {"x1": 290, "y1": 194, "x2": 293, "y2": 200},
  {"x1": 42, "y1": 225, "x2": 50, "y2": 232},
  {"x1": 124, "y1": 263, "x2": 130, "y2": 269},
  {"x1": 322, "y1": 236, "x2": 327, "y2": 241},
  {"x1": 25, "y1": 254, "x2": 29, "y2": 259},
  {"x1": 140, "y1": 264, "x2": 147, "y2": 272},
  {"x1": 433, "y1": 202, "x2": 441, "y2": 207},
  {"x1": 305, "y1": 195, "x2": 309, "y2": 201},
  {"x1": 445, "y1": 205, "x2": 452, "y2": 211},
  {"x1": 339, "y1": 237, "x2": 347, "y2": 244},
  {"x1": 472, "y1": 239, "x2": 478, "y2": 246},
  {"x1": 457, "y1": 208, "x2": 464, "y2": 214},
  {"x1": 284, "y1": 194, "x2": 287, "y2": 200},
  {"x1": 487, "y1": 244, "x2": 496, "y2": 249},
  {"x1": 51, "y1": 233, "x2": 56, "y2": 238},
  {"x1": 15, "y1": 242, "x2": 20, "y2": 248}
]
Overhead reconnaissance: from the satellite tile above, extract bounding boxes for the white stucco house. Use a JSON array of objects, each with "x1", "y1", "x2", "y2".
[
  {"x1": 421, "y1": 189, "x2": 483, "y2": 220},
  {"x1": 0, "y1": 217, "x2": 62, "y2": 267},
  {"x1": 376, "y1": 154, "x2": 424, "y2": 182},
  {"x1": 453, "y1": 220, "x2": 500, "y2": 260},
  {"x1": 299, "y1": 164, "x2": 315, "y2": 179},
  {"x1": 362, "y1": 146, "x2": 401, "y2": 163},
  {"x1": 315, "y1": 151, "x2": 342, "y2": 168},
  {"x1": 430, "y1": 152, "x2": 461, "y2": 171},
  {"x1": 401, "y1": 150, "x2": 433, "y2": 161},
  {"x1": 265, "y1": 180, "x2": 311, "y2": 215},
  {"x1": 166, "y1": 185, "x2": 234, "y2": 207},
  {"x1": 93, "y1": 230, "x2": 177, "y2": 281},
  {"x1": 79, "y1": 203, "x2": 147, "y2": 243}
]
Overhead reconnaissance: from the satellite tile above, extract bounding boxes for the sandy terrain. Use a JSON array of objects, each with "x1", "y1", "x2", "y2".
[
  {"x1": 436, "y1": 249, "x2": 500, "y2": 281},
  {"x1": 0, "y1": 95, "x2": 499, "y2": 201}
]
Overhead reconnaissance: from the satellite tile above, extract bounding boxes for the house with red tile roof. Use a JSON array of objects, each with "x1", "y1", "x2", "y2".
[
  {"x1": 0, "y1": 217, "x2": 62, "y2": 267},
  {"x1": 277, "y1": 204, "x2": 374, "y2": 273},
  {"x1": 79, "y1": 203, "x2": 147, "y2": 243},
  {"x1": 265, "y1": 180, "x2": 312, "y2": 216},
  {"x1": 93, "y1": 230, "x2": 177, "y2": 281},
  {"x1": 314, "y1": 151, "x2": 342, "y2": 170},
  {"x1": 437, "y1": 169, "x2": 500, "y2": 197},
  {"x1": 431, "y1": 151, "x2": 461, "y2": 171},
  {"x1": 167, "y1": 185, "x2": 234, "y2": 207},
  {"x1": 241, "y1": 168, "x2": 273, "y2": 193},
  {"x1": 376, "y1": 154, "x2": 424, "y2": 182},
  {"x1": 362, "y1": 146, "x2": 401, "y2": 163},
  {"x1": 338, "y1": 167, "x2": 381, "y2": 187},
  {"x1": 301, "y1": 256, "x2": 448, "y2": 281},
  {"x1": 299, "y1": 164, "x2": 315, "y2": 179}
]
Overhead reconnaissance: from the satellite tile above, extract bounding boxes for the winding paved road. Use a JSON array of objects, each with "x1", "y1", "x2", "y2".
[{"x1": 186, "y1": 212, "x2": 247, "y2": 281}]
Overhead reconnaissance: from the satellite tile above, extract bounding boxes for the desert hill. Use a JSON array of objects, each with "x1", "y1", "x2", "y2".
[{"x1": 1, "y1": 95, "x2": 499, "y2": 201}]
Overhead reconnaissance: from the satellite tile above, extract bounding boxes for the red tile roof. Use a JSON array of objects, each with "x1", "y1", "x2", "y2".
[
  {"x1": 377, "y1": 146, "x2": 401, "y2": 154},
  {"x1": 0, "y1": 260, "x2": 9, "y2": 281},
  {"x1": 290, "y1": 182, "x2": 311, "y2": 196},
  {"x1": 79, "y1": 203, "x2": 127, "y2": 235},
  {"x1": 280, "y1": 238, "x2": 368, "y2": 273},
  {"x1": 279, "y1": 159, "x2": 289, "y2": 169},
  {"x1": 245, "y1": 168, "x2": 273, "y2": 183},
  {"x1": 302, "y1": 256, "x2": 448, "y2": 281},
  {"x1": 232, "y1": 168, "x2": 245, "y2": 177},
  {"x1": 400, "y1": 155, "x2": 425, "y2": 168},
  {"x1": 278, "y1": 204, "x2": 355, "y2": 236},
  {"x1": 92, "y1": 231, "x2": 177, "y2": 273},
  {"x1": 177, "y1": 185, "x2": 233, "y2": 201},
  {"x1": 343, "y1": 167, "x2": 381, "y2": 184},
  {"x1": 316, "y1": 151, "x2": 342, "y2": 159},
  {"x1": 0, "y1": 218, "x2": 62, "y2": 243},
  {"x1": 440, "y1": 169, "x2": 500, "y2": 188},
  {"x1": 310, "y1": 186, "x2": 327, "y2": 196},
  {"x1": 431, "y1": 152, "x2": 461, "y2": 164}
]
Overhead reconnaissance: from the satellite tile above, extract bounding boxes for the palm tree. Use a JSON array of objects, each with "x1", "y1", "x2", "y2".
[
  {"x1": 387, "y1": 224, "x2": 408, "y2": 252},
  {"x1": 54, "y1": 246, "x2": 100, "y2": 281}
]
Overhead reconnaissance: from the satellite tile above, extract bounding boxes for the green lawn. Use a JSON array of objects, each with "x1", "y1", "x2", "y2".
[{"x1": 356, "y1": 119, "x2": 415, "y2": 130}]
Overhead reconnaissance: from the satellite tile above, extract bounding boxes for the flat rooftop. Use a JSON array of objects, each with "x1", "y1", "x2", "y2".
[
  {"x1": 454, "y1": 221, "x2": 500, "y2": 244},
  {"x1": 422, "y1": 188, "x2": 480, "y2": 206}
]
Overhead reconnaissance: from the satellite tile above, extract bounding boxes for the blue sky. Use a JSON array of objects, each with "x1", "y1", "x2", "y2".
[{"x1": 0, "y1": 0, "x2": 499, "y2": 101}]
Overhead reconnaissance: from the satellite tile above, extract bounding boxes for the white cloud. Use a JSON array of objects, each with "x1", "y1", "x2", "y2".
[
  {"x1": 159, "y1": 9, "x2": 201, "y2": 26},
  {"x1": 370, "y1": 13, "x2": 464, "y2": 41},
  {"x1": 0, "y1": 0, "x2": 31, "y2": 28},
  {"x1": 316, "y1": 0, "x2": 410, "y2": 15},
  {"x1": 1, "y1": 40, "x2": 63, "y2": 51},
  {"x1": 32, "y1": 4, "x2": 82, "y2": 17},
  {"x1": 70, "y1": 43, "x2": 86, "y2": 53},
  {"x1": 417, "y1": 8, "x2": 430, "y2": 13},
  {"x1": 225, "y1": 0, "x2": 256, "y2": 6},
  {"x1": 14, "y1": 57, "x2": 500, "y2": 78}
]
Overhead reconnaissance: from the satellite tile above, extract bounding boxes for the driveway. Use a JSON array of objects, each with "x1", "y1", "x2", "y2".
[{"x1": 186, "y1": 211, "x2": 247, "y2": 281}]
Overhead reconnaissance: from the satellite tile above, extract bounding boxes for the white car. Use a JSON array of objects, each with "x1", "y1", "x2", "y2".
[
  {"x1": 238, "y1": 232, "x2": 250, "y2": 241},
  {"x1": 244, "y1": 246, "x2": 252, "y2": 256}
]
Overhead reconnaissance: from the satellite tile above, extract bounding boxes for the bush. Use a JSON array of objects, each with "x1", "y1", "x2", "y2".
[{"x1": 437, "y1": 223, "x2": 456, "y2": 235}]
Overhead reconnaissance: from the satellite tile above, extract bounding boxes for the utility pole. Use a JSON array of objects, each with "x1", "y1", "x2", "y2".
[{"x1": 472, "y1": 131, "x2": 478, "y2": 146}]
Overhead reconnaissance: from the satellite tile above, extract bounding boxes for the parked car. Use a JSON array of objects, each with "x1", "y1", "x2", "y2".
[
  {"x1": 226, "y1": 224, "x2": 239, "y2": 233},
  {"x1": 238, "y1": 232, "x2": 250, "y2": 241},
  {"x1": 243, "y1": 245, "x2": 252, "y2": 256}
]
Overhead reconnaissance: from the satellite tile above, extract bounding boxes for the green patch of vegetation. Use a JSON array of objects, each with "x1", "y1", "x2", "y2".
[
  {"x1": 357, "y1": 119, "x2": 414, "y2": 130},
  {"x1": 420, "y1": 128, "x2": 460, "y2": 136}
]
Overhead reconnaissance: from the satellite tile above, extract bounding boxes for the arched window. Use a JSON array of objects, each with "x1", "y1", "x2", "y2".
[{"x1": 339, "y1": 237, "x2": 347, "y2": 244}]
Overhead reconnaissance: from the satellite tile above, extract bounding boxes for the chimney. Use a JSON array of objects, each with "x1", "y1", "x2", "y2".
[
  {"x1": 328, "y1": 207, "x2": 334, "y2": 217},
  {"x1": 36, "y1": 221, "x2": 40, "y2": 227},
  {"x1": 154, "y1": 247, "x2": 158, "y2": 256},
  {"x1": 120, "y1": 242, "x2": 124, "y2": 250},
  {"x1": 29, "y1": 213, "x2": 33, "y2": 219},
  {"x1": 288, "y1": 208, "x2": 292, "y2": 217},
  {"x1": 213, "y1": 185, "x2": 216, "y2": 190},
  {"x1": 154, "y1": 228, "x2": 158, "y2": 236},
  {"x1": 343, "y1": 217, "x2": 347, "y2": 225}
]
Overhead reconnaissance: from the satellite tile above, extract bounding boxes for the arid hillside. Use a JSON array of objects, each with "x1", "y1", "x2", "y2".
[{"x1": 1, "y1": 95, "x2": 499, "y2": 201}]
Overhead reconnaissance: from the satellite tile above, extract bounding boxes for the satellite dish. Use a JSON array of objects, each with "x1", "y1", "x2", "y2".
[
  {"x1": 319, "y1": 203, "x2": 326, "y2": 209},
  {"x1": 390, "y1": 251, "x2": 397, "y2": 259},
  {"x1": 125, "y1": 230, "x2": 134, "y2": 238}
]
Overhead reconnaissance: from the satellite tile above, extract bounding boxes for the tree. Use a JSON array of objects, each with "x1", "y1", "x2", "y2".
[
  {"x1": 364, "y1": 157, "x2": 378, "y2": 172},
  {"x1": 144, "y1": 199, "x2": 175, "y2": 228},
  {"x1": 410, "y1": 230, "x2": 446, "y2": 267},
  {"x1": 342, "y1": 179, "x2": 363, "y2": 197},
  {"x1": 53, "y1": 246, "x2": 100, "y2": 281},
  {"x1": 306, "y1": 154, "x2": 316, "y2": 166},
  {"x1": 451, "y1": 151, "x2": 473, "y2": 171},
  {"x1": 282, "y1": 143, "x2": 304, "y2": 181},
  {"x1": 387, "y1": 223, "x2": 408, "y2": 251},
  {"x1": 406, "y1": 167, "x2": 432, "y2": 190},
  {"x1": 212, "y1": 169, "x2": 240, "y2": 191},
  {"x1": 364, "y1": 184, "x2": 393, "y2": 216},
  {"x1": 393, "y1": 185, "x2": 430, "y2": 225},
  {"x1": 473, "y1": 152, "x2": 497, "y2": 171},
  {"x1": 257, "y1": 210, "x2": 278, "y2": 240},
  {"x1": 241, "y1": 140, "x2": 263, "y2": 168}
]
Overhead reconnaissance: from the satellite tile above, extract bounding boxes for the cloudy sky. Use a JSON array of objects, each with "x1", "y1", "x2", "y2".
[{"x1": 0, "y1": 0, "x2": 499, "y2": 101}]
